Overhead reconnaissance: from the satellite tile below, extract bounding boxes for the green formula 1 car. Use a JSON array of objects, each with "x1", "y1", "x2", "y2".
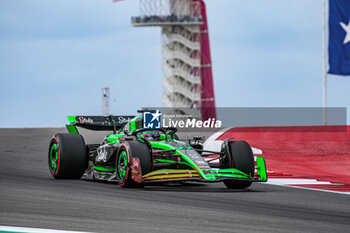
[{"x1": 48, "y1": 112, "x2": 267, "y2": 189}]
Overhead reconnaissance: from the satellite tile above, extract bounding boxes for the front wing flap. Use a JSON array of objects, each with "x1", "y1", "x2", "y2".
[{"x1": 140, "y1": 155, "x2": 267, "y2": 183}]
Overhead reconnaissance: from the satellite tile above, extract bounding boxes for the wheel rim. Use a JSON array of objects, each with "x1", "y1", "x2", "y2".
[
  {"x1": 49, "y1": 142, "x2": 59, "y2": 173},
  {"x1": 118, "y1": 151, "x2": 127, "y2": 180}
]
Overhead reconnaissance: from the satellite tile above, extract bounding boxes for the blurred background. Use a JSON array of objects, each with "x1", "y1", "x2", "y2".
[{"x1": 1, "y1": 0, "x2": 349, "y2": 127}]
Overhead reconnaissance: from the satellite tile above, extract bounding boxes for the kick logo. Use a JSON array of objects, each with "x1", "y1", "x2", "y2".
[{"x1": 143, "y1": 110, "x2": 162, "y2": 129}]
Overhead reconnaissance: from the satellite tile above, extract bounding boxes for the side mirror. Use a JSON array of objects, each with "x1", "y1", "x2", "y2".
[{"x1": 107, "y1": 115, "x2": 116, "y2": 134}]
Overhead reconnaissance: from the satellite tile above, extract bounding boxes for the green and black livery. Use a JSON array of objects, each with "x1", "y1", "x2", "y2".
[{"x1": 48, "y1": 113, "x2": 267, "y2": 189}]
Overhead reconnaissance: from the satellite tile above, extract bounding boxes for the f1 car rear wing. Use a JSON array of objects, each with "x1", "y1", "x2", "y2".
[{"x1": 66, "y1": 115, "x2": 135, "y2": 134}]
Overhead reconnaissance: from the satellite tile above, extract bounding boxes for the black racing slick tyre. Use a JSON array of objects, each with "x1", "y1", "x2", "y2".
[
  {"x1": 48, "y1": 133, "x2": 87, "y2": 179},
  {"x1": 222, "y1": 140, "x2": 254, "y2": 189},
  {"x1": 116, "y1": 141, "x2": 152, "y2": 188}
]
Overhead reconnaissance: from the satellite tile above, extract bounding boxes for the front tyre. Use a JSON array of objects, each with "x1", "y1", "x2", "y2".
[
  {"x1": 116, "y1": 141, "x2": 152, "y2": 188},
  {"x1": 221, "y1": 140, "x2": 254, "y2": 189},
  {"x1": 48, "y1": 133, "x2": 87, "y2": 179}
]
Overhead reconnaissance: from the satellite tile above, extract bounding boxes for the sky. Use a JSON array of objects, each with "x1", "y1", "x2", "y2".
[{"x1": 0, "y1": 0, "x2": 349, "y2": 127}]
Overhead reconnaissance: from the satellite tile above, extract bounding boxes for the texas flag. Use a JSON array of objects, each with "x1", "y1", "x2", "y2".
[{"x1": 329, "y1": 0, "x2": 350, "y2": 75}]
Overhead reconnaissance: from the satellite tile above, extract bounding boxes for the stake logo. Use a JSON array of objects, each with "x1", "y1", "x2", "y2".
[{"x1": 143, "y1": 110, "x2": 162, "y2": 129}]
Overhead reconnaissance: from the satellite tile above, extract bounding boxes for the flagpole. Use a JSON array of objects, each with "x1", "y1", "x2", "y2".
[{"x1": 322, "y1": 0, "x2": 328, "y2": 125}]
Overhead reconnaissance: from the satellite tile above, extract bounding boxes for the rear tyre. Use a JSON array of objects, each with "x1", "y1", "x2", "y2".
[
  {"x1": 116, "y1": 141, "x2": 152, "y2": 188},
  {"x1": 48, "y1": 133, "x2": 87, "y2": 179},
  {"x1": 221, "y1": 140, "x2": 254, "y2": 189}
]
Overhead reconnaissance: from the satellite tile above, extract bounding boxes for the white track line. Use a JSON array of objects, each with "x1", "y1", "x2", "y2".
[
  {"x1": 0, "y1": 226, "x2": 94, "y2": 233},
  {"x1": 267, "y1": 178, "x2": 332, "y2": 185},
  {"x1": 267, "y1": 179, "x2": 350, "y2": 195},
  {"x1": 203, "y1": 127, "x2": 262, "y2": 154},
  {"x1": 203, "y1": 127, "x2": 230, "y2": 152}
]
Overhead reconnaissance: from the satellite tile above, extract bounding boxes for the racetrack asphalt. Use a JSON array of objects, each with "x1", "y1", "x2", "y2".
[{"x1": 1, "y1": 128, "x2": 350, "y2": 233}]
